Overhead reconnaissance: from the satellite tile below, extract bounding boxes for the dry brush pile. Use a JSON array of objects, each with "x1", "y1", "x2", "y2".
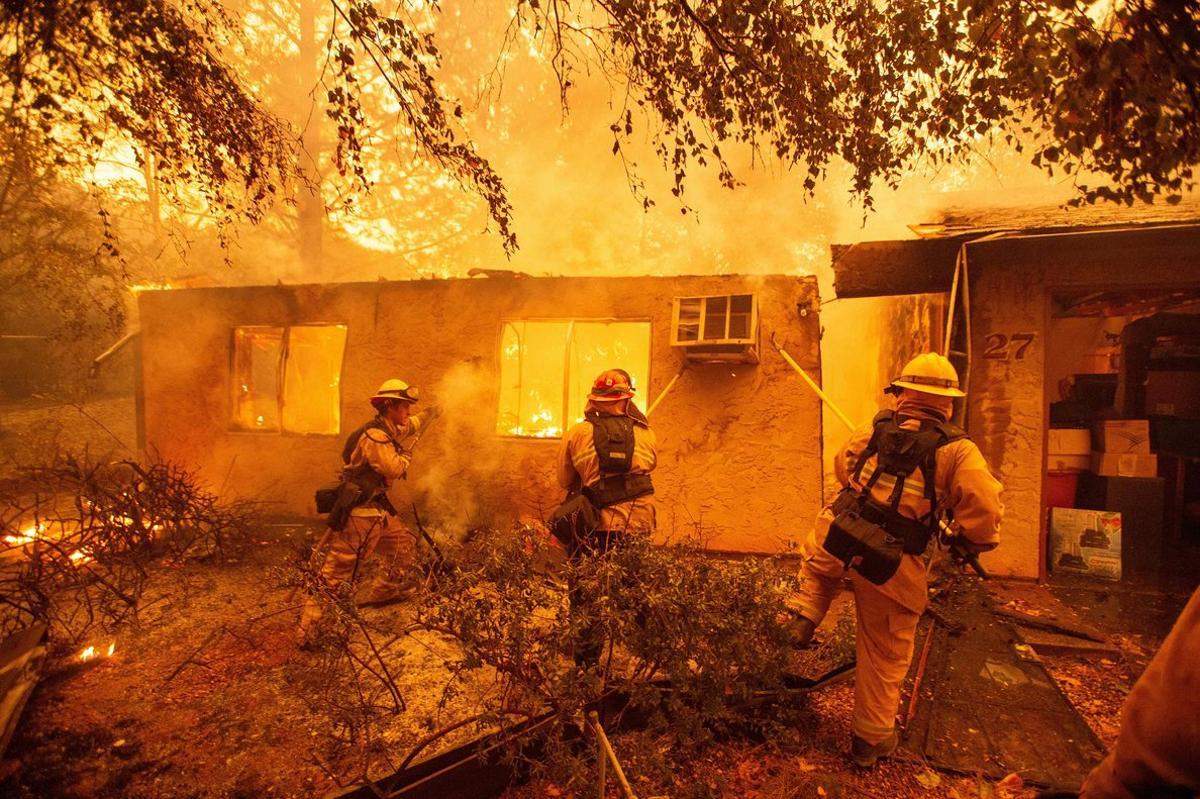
[
  {"x1": 291, "y1": 523, "x2": 855, "y2": 792},
  {"x1": 0, "y1": 451, "x2": 258, "y2": 644}
]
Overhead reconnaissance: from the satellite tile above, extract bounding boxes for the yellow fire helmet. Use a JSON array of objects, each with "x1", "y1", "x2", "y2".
[
  {"x1": 370, "y1": 378, "x2": 419, "y2": 404},
  {"x1": 888, "y1": 353, "x2": 966, "y2": 398}
]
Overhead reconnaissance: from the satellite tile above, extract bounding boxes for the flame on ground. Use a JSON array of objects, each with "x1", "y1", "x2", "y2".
[
  {"x1": 3, "y1": 522, "x2": 47, "y2": 546},
  {"x1": 3, "y1": 510, "x2": 165, "y2": 560},
  {"x1": 78, "y1": 641, "x2": 117, "y2": 662}
]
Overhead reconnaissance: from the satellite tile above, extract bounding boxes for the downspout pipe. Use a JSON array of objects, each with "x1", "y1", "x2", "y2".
[{"x1": 90, "y1": 330, "x2": 140, "y2": 379}]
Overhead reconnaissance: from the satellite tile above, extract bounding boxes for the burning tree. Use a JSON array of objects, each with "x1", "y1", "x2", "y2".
[
  {"x1": 3, "y1": 0, "x2": 1196, "y2": 270},
  {"x1": 0, "y1": 0, "x2": 516, "y2": 256},
  {"x1": 518, "y1": 0, "x2": 1200, "y2": 210}
]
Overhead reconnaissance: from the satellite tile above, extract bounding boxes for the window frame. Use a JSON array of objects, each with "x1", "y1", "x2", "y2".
[
  {"x1": 228, "y1": 322, "x2": 349, "y2": 437},
  {"x1": 670, "y1": 293, "x2": 759, "y2": 346},
  {"x1": 494, "y1": 316, "x2": 654, "y2": 441}
]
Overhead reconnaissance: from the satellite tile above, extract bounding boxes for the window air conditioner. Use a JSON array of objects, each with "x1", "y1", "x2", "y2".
[{"x1": 670, "y1": 294, "x2": 760, "y2": 364}]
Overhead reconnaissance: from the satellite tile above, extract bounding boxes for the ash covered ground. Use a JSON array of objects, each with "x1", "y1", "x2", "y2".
[
  {"x1": 2, "y1": 520, "x2": 498, "y2": 798},
  {"x1": 1, "y1": 522, "x2": 1167, "y2": 799}
]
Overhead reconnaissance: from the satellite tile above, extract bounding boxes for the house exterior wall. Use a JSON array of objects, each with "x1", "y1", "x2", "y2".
[
  {"x1": 965, "y1": 259, "x2": 1046, "y2": 578},
  {"x1": 966, "y1": 227, "x2": 1200, "y2": 578},
  {"x1": 138, "y1": 274, "x2": 824, "y2": 553}
]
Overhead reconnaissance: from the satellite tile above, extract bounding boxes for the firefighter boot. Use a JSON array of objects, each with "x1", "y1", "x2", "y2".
[
  {"x1": 784, "y1": 613, "x2": 817, "y2": 649},
  {"x1": 851, "y1": 731, "x2": 899, "y2": 768},
  {"x1": 358, "y1": 574, "x2": 417, "y2": 608}
]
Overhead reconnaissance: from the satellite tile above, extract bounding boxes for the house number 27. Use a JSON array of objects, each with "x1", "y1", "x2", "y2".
[{"x1": 983, "y1": 332, "x2": 1037, "y2": 361}]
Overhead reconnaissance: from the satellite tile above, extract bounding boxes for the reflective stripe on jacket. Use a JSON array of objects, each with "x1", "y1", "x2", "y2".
[
  {"x1": 822, "y1": 401, "x2": 1004, "y2": 612},
  {"x1": 557, "y1": 409, "x2": 657, "y2": 533}
]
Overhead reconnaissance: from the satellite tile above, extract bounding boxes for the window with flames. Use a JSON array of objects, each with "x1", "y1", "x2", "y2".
[
  {"x1": 231, "y1": 325, "x2": 348, "y2": 434},
  {"x1": 497, "y1": 321, "x2": 651, "y2": 439}
]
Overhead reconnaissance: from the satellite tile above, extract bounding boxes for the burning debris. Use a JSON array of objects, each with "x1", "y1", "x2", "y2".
[
  {"x1": 77, "y1": 642, "x2": 116, "y2": 662},
  {"x1": 0, "y1": 452, "x2": 258, "y2": 643}
]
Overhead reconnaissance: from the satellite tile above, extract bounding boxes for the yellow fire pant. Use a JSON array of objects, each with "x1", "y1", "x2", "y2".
[
  {"x1": 793, "y1": 517, "x2": 922, "y2": 745},
  {"x1": 298, "y1": 513, "x2": 415, "y2": 634}
]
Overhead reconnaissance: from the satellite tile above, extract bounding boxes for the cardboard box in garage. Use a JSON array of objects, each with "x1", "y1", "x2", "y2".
[
  {"x1": 1048, "y1": 428, "x2": 1091, "y2": 455},
  {"x1": 1091, "y1": 450, "x2": 1159, "y2": 478},
  {"x1": 1048, "y1": 454, "x2": 1090, "y2": 472},
  {"x1": 1049, "y1": 507, "x2": 1122, "y2": 581},
  {"x1": 1093, "y1": 419, "x2": 1152, "y2": 454}
]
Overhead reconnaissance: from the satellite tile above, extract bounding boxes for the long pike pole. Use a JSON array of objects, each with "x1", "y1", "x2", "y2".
[
  {"x1": 769, "y1": 333, "x2": 855, "y2": 432},
  {"x1": 769, "y1": 332, "x2": 987, "y2": 578},
  {"x1": 645, "y1": 363, "x2": 687, "y2": 417}
]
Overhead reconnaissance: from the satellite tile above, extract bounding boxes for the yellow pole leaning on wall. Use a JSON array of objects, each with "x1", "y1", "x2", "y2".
[
  {"x1": 645, "y1": 363, "x2": 687, "y2": 417},
  {"x1": 772, "y1": 332, "x2": 989, "y2": 577},
  {"x1": 769, "y1": 333, "x2": 856, "y2": 432}
]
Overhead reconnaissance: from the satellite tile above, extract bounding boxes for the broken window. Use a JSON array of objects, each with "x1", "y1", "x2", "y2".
[
  {"x1": 232, "y1": 325, "x2": 348, "y2": 434},
  {"x1": 497, "y1": 321, "x2": 651, "y2": 438}
]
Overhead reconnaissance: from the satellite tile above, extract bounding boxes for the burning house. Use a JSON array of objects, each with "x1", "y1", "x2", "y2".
[
  {"x1": 833, "y1": 214, "x2": 1200, "y2": 583},
  {"x1": 135, "y1": 273, "x2": 828, "y2": 553}
]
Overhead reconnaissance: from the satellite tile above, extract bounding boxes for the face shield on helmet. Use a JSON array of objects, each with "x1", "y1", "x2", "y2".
[{"x1": 370, "y1": 378, "x2": 419, "y2": 405}]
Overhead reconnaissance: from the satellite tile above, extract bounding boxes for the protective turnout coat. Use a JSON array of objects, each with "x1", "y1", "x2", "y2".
[
  {"x1": 1081, "y1": 585, "x2": 1200, "y2": 799},
  {"x1": 801, "y1": 405, "x2": 1004, "y2": 616}
]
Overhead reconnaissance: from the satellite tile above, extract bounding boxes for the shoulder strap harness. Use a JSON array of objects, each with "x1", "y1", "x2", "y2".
[
  {"x1": 337, "y1": 416, "x2": 401, "y2": 513},
  {"x1": 342, "y1": 417, "x2": 393, "y2": 464},
  {"x1": 846, "y1": 410, "x2": 967, "y2": 553}
]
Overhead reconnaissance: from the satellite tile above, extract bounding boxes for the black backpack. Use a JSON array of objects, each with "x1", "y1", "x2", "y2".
[{"x1": 822, "y1": 411, "x2": 966, "y2": 584}]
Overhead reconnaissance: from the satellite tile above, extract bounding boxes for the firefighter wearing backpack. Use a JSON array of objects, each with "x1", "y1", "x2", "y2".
[
  {"x1": 789, "y1": 353, "x2": 1003, "y2": 767},
  {"x1": 556, "y1": 368, "x2": 657, "y2": 666},
  {"x1": 298, "y1": 379, "x2": 440, "y2": 642}
]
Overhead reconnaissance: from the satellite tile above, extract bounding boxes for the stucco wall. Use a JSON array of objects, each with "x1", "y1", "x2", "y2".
[
  {"x1": 138, "y1": 274, "x2": 823, "y2": 553},
  {"x1": 966, "y1": 260, "x2": 1046, "y2": 578}
]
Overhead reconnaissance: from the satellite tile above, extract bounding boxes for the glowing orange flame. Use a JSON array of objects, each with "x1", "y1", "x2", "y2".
[
  {"x1": 128, "y1": 281, "x2": 175, "y2": 294},
  {"x1": 505, "y1": 407, "x2": 563, "y2": 437},
  {"x1": 4, "y1": 522, "x2": 46, "y2": 546},
  {"x1": 78, "y1": 641, "x2": 116, "y2": 662}
]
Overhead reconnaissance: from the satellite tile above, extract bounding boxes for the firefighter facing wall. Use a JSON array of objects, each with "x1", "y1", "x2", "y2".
[{"x1": 137, "y1": 274, "x2": 824, "y2": 553}]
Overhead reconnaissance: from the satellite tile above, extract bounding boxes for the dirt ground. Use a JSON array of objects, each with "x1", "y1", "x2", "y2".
[
  {"x1": 0, "y1": 395, "x2": 138, "y2": 478},
  {"x1": 1, "y1": 520, "x2": 499, "y2": 799},
  {"x1": 0, "y1": 522, "x2": 1180, "y2": 799}
]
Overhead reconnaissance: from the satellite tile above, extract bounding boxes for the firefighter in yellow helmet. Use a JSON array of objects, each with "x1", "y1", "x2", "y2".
[
  {"x1": 789, "y1": 353, "x2": 1004, "y2": 767},
  {"x1": 298, "y1": 379, "x2": 441, "y2": 642},
  {"x1": 555, "y1": 368, "x2": 657, "y2": 665}
]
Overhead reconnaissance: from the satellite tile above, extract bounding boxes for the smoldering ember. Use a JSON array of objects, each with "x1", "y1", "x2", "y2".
[{"x1": 2, "y1": 2, "x2": 1200, "y2": 799}]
